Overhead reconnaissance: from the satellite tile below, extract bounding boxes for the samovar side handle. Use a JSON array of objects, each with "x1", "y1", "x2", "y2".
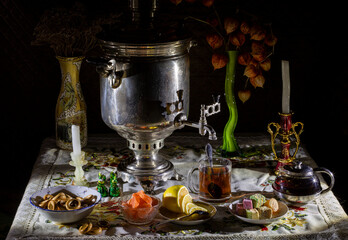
[{"x1": 86, "y1": 57, "x2": 126, "y2": 89}]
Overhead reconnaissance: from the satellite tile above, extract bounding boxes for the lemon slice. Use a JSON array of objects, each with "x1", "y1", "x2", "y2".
[
  {"x1": 184, "y1": 202, "x2": 195, "y2": 214},
  {"x1": 185, "y1": 202, "x2": 208, "y2": 214},
  {"x1": 177, "y1": 186, "x2": 189, "y2": 209},
  {"x1": 180, "y1": 193, "x2": 193, "y2": 213},
  {"x1": 163, "y1": 185, "x2": 188, "y2": 213}
]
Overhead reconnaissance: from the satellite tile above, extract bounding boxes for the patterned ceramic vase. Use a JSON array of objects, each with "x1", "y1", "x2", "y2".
[{"x1": 55, "y1": 56, "x2": 87, "y2": 150}]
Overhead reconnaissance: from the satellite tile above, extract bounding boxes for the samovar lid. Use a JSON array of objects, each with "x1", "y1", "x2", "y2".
[
  {"x1": 98, "y1": 37, "x2": 193, "y2": 58},
  {"x1": 97, "y1": 0, "x2": 192, "y2": 58}
]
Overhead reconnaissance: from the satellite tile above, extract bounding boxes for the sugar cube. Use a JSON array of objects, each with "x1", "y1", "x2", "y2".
[
  {"x1": 246, "y1": 209, "x2": 259, "y2": 219},
  {"x1": 243, "y1": 198, "x2": 253, "y2": 209},
  {"x1": 257, "y1": 206, "x2": 273, "y2": 219},
  {"x1": 249, "y1": 194, "x2": 266, "y2": 208},
  {"x1": 236, "y1": 203, "x2": 246, "y2": 217}
]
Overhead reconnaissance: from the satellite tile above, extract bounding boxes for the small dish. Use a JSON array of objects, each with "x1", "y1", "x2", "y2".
[
  {"x1": 119, "y1": 194, "x2": 161, "y2": 225},
  {"x1": 229, "y1": 198, "x2": 288, "y2": 225},
  {"x1": 30, "y1": 185, "x2": 101, "y2": 224},
  {"x1": 158, "y1": 201, "x2": 216, "y2": 226}
]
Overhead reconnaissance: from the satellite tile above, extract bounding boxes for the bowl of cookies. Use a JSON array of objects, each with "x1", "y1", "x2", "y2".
[{"x1": 30, "y1": 185, "x2": 101, "y2": 224}]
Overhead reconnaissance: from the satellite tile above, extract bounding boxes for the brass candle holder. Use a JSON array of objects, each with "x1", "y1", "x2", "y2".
[{"x1": 267, "y1": 112, "x2": 304, "y2": 174}]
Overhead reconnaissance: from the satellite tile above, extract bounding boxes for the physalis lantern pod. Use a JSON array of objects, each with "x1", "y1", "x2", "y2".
[
  {"x1": 202, "y1": 0, "x2": 214, "y2": 7},
  {"x1": 206, "y1": 34, "x2": 224, "y2": 49},
  {"x1": 264, "y1": 34, "x2": 278, "y2": 47},
  {"x1": 238, "y1": 90, "x2": 251, "y2": 103},
  {"x1": 229, "y1": 31, "x2": 246, "y2": 47},
  {"x1": 224, "y1": 17, "x2": 239, "y2": 35},
  {"x1": 211, "y1": 53, "x2": 228, "y2": 70},
  {"x1": 243, "y1": 64, "x2": 259, "y2": 78},
  {"x1": 250, "y1": 75, "x2": 265, "y2": 88},
  {"x1": 260, "y1": 58, "x2": 271, "y2": 71},
  {"x1": 237, "y1": 52, "x2": 252, "y2": 66},
  {"x1": 250, "y1": 25, "x2": 266, "y2": 41},
  {"x1": 240, "y1": 21, "x2": 250, "y2": 34}
]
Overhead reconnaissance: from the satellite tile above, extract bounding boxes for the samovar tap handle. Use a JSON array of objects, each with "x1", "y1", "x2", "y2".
[{"x1": 174, "y1": 95, "x2": 220, "y2": 140}]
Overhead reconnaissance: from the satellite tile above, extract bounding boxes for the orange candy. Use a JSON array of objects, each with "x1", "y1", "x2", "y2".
[{"x1": 122, "y1": 190, "x2": 155, "y2": 221}]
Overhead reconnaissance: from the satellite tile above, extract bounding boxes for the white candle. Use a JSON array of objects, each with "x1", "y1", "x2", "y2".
[
  {"x1": 281, "y1": 60, "x2": 291, "y2": 113},
  {"x1": 72, "y1": 125, "x2": 81, "y2": 155}
]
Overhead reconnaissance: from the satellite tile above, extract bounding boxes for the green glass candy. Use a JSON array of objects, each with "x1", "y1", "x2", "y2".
[
  {"x1": 109, "y1": 172, "x2": 120, "y2": 197},
  {"x1": 97, "y1": 172, "x2": 109, "y2": 197}
]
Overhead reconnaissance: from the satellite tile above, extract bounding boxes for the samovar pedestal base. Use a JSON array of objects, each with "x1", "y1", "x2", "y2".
[
  {"x1": 117, "y1": 139, "x2": 174, "y2": 194},
  {"x1": 117, "y1": 158, "x2": 174, "y2": 194}
]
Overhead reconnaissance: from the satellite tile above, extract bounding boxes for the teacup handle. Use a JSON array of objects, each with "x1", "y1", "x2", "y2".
[
  {"x1": 314, "y1": 167, "x2": 335, "y2": 195},
  {"x1": 187, "y1": 167, "x2": 199, "y2": 194}
]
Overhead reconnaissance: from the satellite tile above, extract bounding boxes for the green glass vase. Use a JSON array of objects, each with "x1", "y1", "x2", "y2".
[{"x1": 221, "y1": 50, "x2": 241, "y2": 157}]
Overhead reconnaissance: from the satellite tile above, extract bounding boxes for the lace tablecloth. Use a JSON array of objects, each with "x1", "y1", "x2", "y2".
[{"x1": 7, "y1": 133, "x2": 348, "y2": 239}]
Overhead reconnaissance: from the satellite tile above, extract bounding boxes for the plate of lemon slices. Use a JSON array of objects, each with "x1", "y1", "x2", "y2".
[
  {"x1": 158, "y1": 200, "x2": 216, "y2": 225},
  {"x1": 158, "y1": 185, "x2": 217, "y2": 226}
]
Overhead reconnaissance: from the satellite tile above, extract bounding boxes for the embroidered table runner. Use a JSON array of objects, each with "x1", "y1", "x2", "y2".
[{"x1": 7, "y1": 133, "x2": 348, "y2": 239}]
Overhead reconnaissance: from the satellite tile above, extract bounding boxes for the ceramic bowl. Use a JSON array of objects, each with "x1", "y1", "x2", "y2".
[
  {"x1": 119, "y1": 194, "x2": 161, "y2": 225},
  {"x1": 30, "y1": 185, "x2": 101, "y2": 224}
]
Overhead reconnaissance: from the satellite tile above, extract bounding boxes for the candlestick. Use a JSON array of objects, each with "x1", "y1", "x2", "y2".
[
  {"x1": 70, "y1": 125, "x2": 88, "y2": 186},
  {"x1": 70, "y1": 151, "x2": 89, "y2": 186},
  {"x1": 267, "y1": 112, "x2": 304, "y2": 175},
  {"x1": 281, "y1": 60, "x2": 290, "y2": 113},
  {"x1": 72, "y1": 125, "x2": 81, "y2": 155}
]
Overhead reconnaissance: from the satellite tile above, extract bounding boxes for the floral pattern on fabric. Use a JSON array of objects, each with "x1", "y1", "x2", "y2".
[
  {"x1": 9, "y1": 135, "x2": 344, "y2": 240},
  {"x1": 51, "y1": 171, "x2": 74, "y2": 186},
  {"x1": 270, "y1": 207, "x2": 307, "y2": 231},
  {"x1": 88, "y1": 200, "x2": 123, "y2": 223}
]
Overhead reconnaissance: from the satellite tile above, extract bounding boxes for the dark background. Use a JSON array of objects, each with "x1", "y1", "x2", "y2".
[{"x1": 1, "y1": 0, "x2": 347, "y2": 237}]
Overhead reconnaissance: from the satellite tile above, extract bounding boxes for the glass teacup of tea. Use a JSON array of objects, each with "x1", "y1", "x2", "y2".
[{"x1": 187, "y1": 157, "x2": 232, "y2": 202}]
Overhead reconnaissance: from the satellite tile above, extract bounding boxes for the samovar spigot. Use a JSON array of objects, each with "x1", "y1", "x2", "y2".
[{"x1": 175, "y1": 95, "x2": 220, "y2": 140}]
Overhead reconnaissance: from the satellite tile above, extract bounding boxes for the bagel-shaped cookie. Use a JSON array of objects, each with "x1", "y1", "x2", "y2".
[
  {"x1": 47, "y1": 200, "x2": 56, "y2": 210},
  {"x1": 39, "y1": 199, "x2": 49, "y2": 208},
  {"x1": 76, "y1": 197, "x2": 83, "y2": 201},
  {"x1": 66, "y1": 194, "x2": 73, "y2": 199},
  {"x1": 88, "y1": 226, "x2": 102, "y2": 235},
  {"x1": 66, "y1": 198, "x2": 81, "y2": 210},
  {"x1": 52, "y1": 192, "x2": 65, "y2": 201},
  {"x1": 43, "y1": 194, "x2": 53, "y2": 200},
  {"x1": 79, "y1": 222, "x2": 93, "y2": 234},
  {"x1": 83, "y1": 194, "x2": 93, "y2": 202},
  {"x1": 58, "y1": 199, "x2": 67, "y2": 206},
  {"x1": 83, "y1": 195, "x2": 97, "y2": 205}
]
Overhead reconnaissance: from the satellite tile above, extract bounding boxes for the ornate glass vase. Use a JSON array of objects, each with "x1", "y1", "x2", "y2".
[
  {"x1": 55, "y1": 56, "x2": 87, "y2": 150},
  {"x1": 221, "y1": 50, "x2": 240, "y2": 157}
]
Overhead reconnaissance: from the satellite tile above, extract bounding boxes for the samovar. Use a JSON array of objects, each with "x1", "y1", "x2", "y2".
[{"x1": 90, "y1": 0, "x2": 220, "y2": 193}]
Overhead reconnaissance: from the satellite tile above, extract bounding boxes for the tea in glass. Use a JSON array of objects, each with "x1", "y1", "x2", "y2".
[
  {"x1": 199, "y1": 166, "x2": 231, "y2": 200},
  {"x1": 187, "y1": 157, "x2": 232, "y2": 202}
]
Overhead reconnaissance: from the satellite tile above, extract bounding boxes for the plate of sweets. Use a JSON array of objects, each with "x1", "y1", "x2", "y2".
[{"x1": 229, "y1": 193, "x2": 288, "y2": 225}]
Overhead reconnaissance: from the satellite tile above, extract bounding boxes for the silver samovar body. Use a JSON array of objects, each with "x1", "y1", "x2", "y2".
[{"x1": 91, "y1": 0, "x2": 220, "y2": 193}]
